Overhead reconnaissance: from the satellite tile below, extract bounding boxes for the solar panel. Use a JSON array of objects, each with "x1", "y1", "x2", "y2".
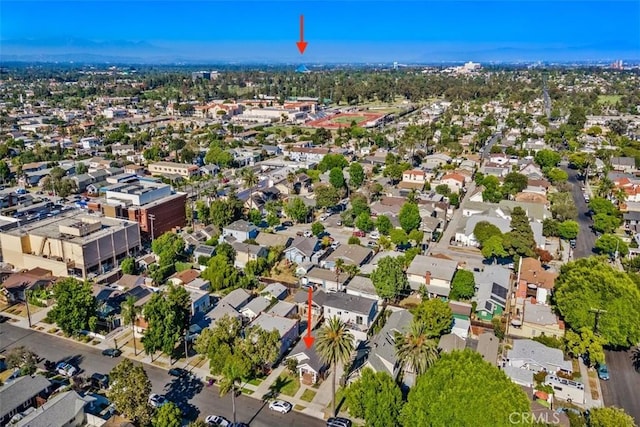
[
  {"x1": 484, "y1": 301, "x2": 493, "y2": 312},
  {"x1": 491, "y1": 282, "x2": 508, "y2": 301}
]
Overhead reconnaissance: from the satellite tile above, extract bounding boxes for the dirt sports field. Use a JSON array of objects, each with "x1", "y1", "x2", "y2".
[{"x1": 307, "y1": 112, "x2": 386, "y2": 128}]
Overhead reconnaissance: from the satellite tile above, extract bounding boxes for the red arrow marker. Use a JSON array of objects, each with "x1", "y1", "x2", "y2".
[
  {"x1": 296, "y1": 14, "x2": 308, "y2": 55},
  {"x1": 303, "y1": 287, "x2": 314, "y2": 348}
]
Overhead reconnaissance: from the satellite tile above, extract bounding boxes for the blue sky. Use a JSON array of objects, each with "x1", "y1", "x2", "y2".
[{"x1": 2, "y1": 1, "x2": 639, "y2": 62}]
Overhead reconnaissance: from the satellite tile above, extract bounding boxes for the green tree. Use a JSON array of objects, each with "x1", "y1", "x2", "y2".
[
  {"x1": 242, "y1": 168, "x2": 259, "y2": 211},
  {"x1": 285, "y1": 197, "x2": 311, "y2": 223},
  {"x1": 349, "y1": 162, "x2": 365, "y2": 188},
  {"x1": 557, "y1": 220, "x2": 579, "y2": 240},
  {"x1": 107, "y1": 359, "x2": 153, "y2": 426},
  {"x1": 549, "y1": 191, "x2": 578, "y2": 221},
  {"x1": 49, "y1": 278, "x2": 97, "y2": 336},
  {"x1": 315, "y1": 184, "x2": 340, "y2": 208},
  {"x1": 450, "y1": 269, "x2": 476, "y2": 300},
  {"x1": 503, "y1": 206, "x2": 536, "y2": 257},
  {"x1": 503, "y1": 172, "x2": 528, "y2": 195},
  {"x1": 218, "y1": 358, "x2": 251, "y2": 424},
  {"x1": 564, "y1": 327, "x2": 605, "y2": 366},
  {"x1": 435, "y1": 184, "x2": 451, "y2": 196},
  {"x1": 318, "y1": 154, "x2": 348, "y2": 172},
  {"x1": 473, "y1": 221, "x2": 503, "y2": 245},
  {"x1": 402, "y1": 350, "x2": 530, "y2": 427},
  {"x1": 329, "y1": 167, "x2": 346, "y2": 189},
  {"x1": 355, "y1": 212, "x2": 374, "y2": 232},
  {"x1": 554, "y1": 257, "x2": 640, "y2": 347},
  {"x1": 201, "y1": 254, "x2": 240, "y2": 291},
  {"x1": 205, "y1": 146, "x2": 234, "y2": 167},
  {"x1": 589, "y1": 407, "x2": 637, "y2": 427},
  {"x1": 316, "y1": 317, "x2": 355, "y2": 416},
  {"x1": 153, "y1": 402, "x2": 182, "y2": 427},
  {"x1": 151, "y1": 232, "x2": 185, "y2": 269},
  {"x1": 481, "y1": 235, "x2": 508, "y2": 261},
  {"x1": 395, "y1": 320, "x2": 440, "y2": 378},
  {"x1": 0, "y1": 160, "x2": 11, "y2": 183},
  {"x1": 121, "y1": 296, "x2": 140, "y2": 356},
  {"x1": 399, "y1": 202, "x2": 421, "y2": 233},
  {"x1": 589, "y1": 197, "x2": 619, "y2": 216},
  {"x1": 546, "y1": 167, "x2": 568, "y2": 183},
  {"x1": 542, "y1": 218, "x2": 559, "y2": 237},
  {"x1": 120, "y1": 257, "x2": 136, "y2": 275},
  {"x1": 370, "y1": 256, "x2": 408, "y2": 301},
  {"x1": 389, "y1": 228, "x2": 409, "y2": 246},
  {"x1": 534, "y1": 149, "x2": 562, "y2": 168},
  {"x1": 592, "y1": 213, "x2": 622, "y2": 234},
  {"x1": 411, "y1": 298, "x2": 453, "y2": 338},
  {"x1": 595, "y1": 234, "x2": 629, "y2": 257},
  {"x1": 6, "y1": 346, "x2": 38, "y2": 375},
  {"x1": 375, "y1": 215, "x2": 392, "y2": 235},
  {"x1": 345, "y1": 368, "x2": 403, "y2": 427},
  {"x1": 311, "y1": 221, "x2": 325, "y2": 237}
]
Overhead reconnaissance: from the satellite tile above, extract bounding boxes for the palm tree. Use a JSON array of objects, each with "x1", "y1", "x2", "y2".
[
  {"x1": 219, "y1": 361, "x2": 245, "y2": 424},
  {"x1": 394, "y1": 320, "x2": 440, "y2": 381},
  {"x1": 631, "y1": 347, "x2": 640, "y2": 373},
  {"x1": 316, "y1": 317, "x2": 355, "y2": 417},
  {"x1": 121, "y1": 296, "x2": 140, "y2": 356},
  {"x1": 334, "y1": 259, "x2": 346, "y2": 291},
  {"x1": 242, "y1": 168, "x2": 258, "y2": 213},
  {"x1": 287, "y1": 171, "x2": 297, "y2": 195}
]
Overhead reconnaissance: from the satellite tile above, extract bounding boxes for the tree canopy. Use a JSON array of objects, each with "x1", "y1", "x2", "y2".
[
  {"x1": 153, "y1": 402, "x2": 182, "y2": 427},
  {"x1": 285, "y1": 197, "x2": 311, "y2": 223},
  {"x1": 450, "y1": 269, "x2": 476, "y2": 300},
  {"x1": 411, "y1": 298, "x2": 453, "y2": 338},
  {"x1": 595, "y1": 234, "x2": 629, "y2": 257},
  {"x1": 345, "y1": 368, "x2": 403, "y2": 427},
  {"x1": 49, "y1": 278, "x2": 97, "y2": 336},
  {"x1": 349, "y1": 162, "x2": 365, "y2": 188},
  {"x1": 554, "y1": 257, "x2": 640, "y2": 347},
  {"x1": 329, "y1": 167, "x2": 346, "y2": 189},
  {"x1": 107, "y1": 359, "x2": 153, "y2": 426},
  {"x1": 534, "y1": 149, "x2": 562, "y2": 168},
  {"x1": 473, "y1": 221, "x2": 503, "y2": 245},
  {"x1": 589, "y1": 407, "x2": 637, "y2": 427},
  {"x1": 399, "y1": 202, "x2": 421, "y2": 233},
  {"x1": 401, "y1": 350, "x2": 530, "y2": 427},
  {"x1": 318, "y1": 154, "x2": 348, "y2": 172},
  {"x1": 370, "y1": 256, "x2": 408, "y2": 301}
]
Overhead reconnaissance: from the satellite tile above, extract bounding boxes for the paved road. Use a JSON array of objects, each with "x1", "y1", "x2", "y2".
[
  {"x1": 564, "y1": 166, "x2": 596, "y2": 259},
  {"x1": 480, "y1": 132, "x2": 503, "y2": 161},
  {"x1": 600, "y1": 348, "x2": 640, "y2": 424},
  {"x1": 0, "y1": 322, "x2": 325, "y2": 427}
]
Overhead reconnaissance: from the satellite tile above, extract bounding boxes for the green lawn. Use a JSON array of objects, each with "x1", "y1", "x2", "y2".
[
  {"x1": 598, "y1": 94, "x2": 621, "y2": 105},
  {"x1": 331, "y1": 116, "x2": 368, "y2": 124},
  {"x1": 272, "y1": 373, "x2": 300, "y2": 397},
  {"x1": 300, "y1": 388, "x2": 317, "y2": 402},
  {"x1": 247, "y1": 377, "x2": 263, "y2": 386}
]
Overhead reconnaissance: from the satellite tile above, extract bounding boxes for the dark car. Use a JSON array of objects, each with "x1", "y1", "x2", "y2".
[
  {"x1": 282, "y1": 221, "x2": 293, "y2": 227},
  {"x1": 90, "y1": 372, "x2": 109, "y2": 389},
  {"x1": 569, "y1": 239, "x2": 577, "y2": 248},
  {"x1": 168, "y1": 367, "x2": 189, "y2": 377},
  {"x1": 101, "y1": 348, "x2": 122, "y2": 358},
  {"x1": 327, "y1": 417, "x2": 352, "y2": 427},
  {"x1": 0, "y1": 315, "x2": 9, "y2": 323}
]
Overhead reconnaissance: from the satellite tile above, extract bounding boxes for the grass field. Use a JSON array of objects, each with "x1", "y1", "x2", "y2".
[
  {"x1": 598, "y1": 94, "x2": 621, "y2": 104},
  {"x1": 330, "y1": 115, "x2": 369, "y2": 124}
]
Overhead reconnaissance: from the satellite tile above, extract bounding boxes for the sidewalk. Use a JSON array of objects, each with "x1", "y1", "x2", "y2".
[{"x1": 578, "y1": 357, "x2": 603, "y2": 409}]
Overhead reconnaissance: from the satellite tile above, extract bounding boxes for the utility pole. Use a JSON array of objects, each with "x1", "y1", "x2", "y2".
[
  {"x1": 148, "y1": 213, "x2": 156, "y2": 242},
  {"x1": 590, "y1": 308, "x2": 608, "y2": 333},
  {"x1": 24, "y1": 289, "x2": 32, "y2": 328}
]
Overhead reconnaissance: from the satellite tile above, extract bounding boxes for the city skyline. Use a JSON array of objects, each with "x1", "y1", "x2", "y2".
[{"x1": 1, "y1": 0, "x2": 639, "y2": 63}]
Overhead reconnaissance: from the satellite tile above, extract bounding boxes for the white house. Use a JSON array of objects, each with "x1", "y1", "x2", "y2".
[
  {"x1": 323, "y1": 292, "x2": 378, "y2": 343},
  {"x1": 406, "y1": 255, "x2": 458, "y2": 297},
  {"x1": 250, "y1": 313, "x2": 300, "y2": 362}
]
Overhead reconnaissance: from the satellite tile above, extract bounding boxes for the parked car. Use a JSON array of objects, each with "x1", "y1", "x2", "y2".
[
  {"x1": 369, "y1": 231, "x2": 380, "y2": 240},
  {"x1": 352, "y1": 230, "x2": 366, "y2": 238},
  {"x1": 336, "y1": 220, "x2": 342, "y2": 226},
  {"x1": 597, "y1": 364, "x2": 610, "y2": 380},
  {"x1": 90, "y1": 372, "x2": 109, "y2": 389},
  {"x1": 168, "y1": 367, "x2": 189, "y2": 377},
  {"x1": 330, "y1": 242, "x2": 340, "y2": 250},
  {"x1": 569, "y1": 239, "x2": 577, "y2": 249},
  {"x1": 303, "y1": 230, "x2": 313, "y2": 237},
  {"x1": 327, "y1": 417, "x2": 353, "y2": 427},
  {"x1": 148, "y1": 393, "x2": 167, "y2": 408},
  {"x1": 282, "y1": 221, "x2": 293, "y2": 227},
  {"x1": 101, "y1": 348, "x2": 122, "y2": 358},
  {"x1": 56, "y1": 362, "x2": 78, "y2": 377},
  {"x1": 205, "y1": 415, "x2": 230, "y2": 426},
  {"x1": 268, "y1": 400, "x2": 292, "y2": 414}
]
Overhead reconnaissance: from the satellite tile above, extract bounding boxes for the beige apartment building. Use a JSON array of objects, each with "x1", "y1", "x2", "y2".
[
  {"x1": 148, "y1": 161, "x2": 200, "y2": 179},
  {"x1": 0, "y1": 211, "x2": 141, "y2": 279}
]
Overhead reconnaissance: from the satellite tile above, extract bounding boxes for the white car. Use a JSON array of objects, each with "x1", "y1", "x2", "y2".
[
  {"x1": 56, "y1": 362, "x2": 78, "y2": 377},
  {"x1": 330, "y1": 242, "x2": 340, "y2": 250},
  {"x1": 369, "y1": 231, "x2": 380, "y2": 240},
  {"x1": 303, "y1": 230, "x2": 313, "y2": 238},
  {"x1": 205, "y1": 415, "x2": 230, "y2": 426},
  {"x1": 148, "y1": 393, "x2": 167, "y2": 408},
  {"x1": 268, "y1": 400, "x2": 292, "y2": 414}
]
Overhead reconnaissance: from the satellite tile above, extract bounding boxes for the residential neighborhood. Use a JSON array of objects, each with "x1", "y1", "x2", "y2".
[{"x1": 0, "y1": 57, "x2": 639, "y2": 427}]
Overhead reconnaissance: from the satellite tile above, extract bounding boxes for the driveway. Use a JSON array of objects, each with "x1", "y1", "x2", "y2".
[
  {"x1": 600, "y1": 348, "x2": 640, "y2": 424},
  {"x1": 563, "y1": 166, "x2": 596, "y2": 259},
  {"x1": 0, "y1": 322, "x2": 325, "y2": 427}
]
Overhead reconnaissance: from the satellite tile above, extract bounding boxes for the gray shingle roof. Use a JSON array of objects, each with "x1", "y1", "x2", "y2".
[
  {"x1": 507, "y1": 339, "x2": 572, "y2": 373},
  {"x1": 324, "y1": 292, "x2": 377, "y2": 316},
  {"x1": 15, "y1": 390, "x2": 91, "y2": 427},
  {"x1": 366, "y1": 309, "x2": 413, "y2": 376},
  {"x1": 0, "y1": 375, "x2": 52, "y2": 419},
  {"x1": 407, "y1": 255, "x2": 458, "y2": 282},
  {"x1": 224, "y1": 219, "x2": 257, "y2": 233},
  {"x1": 285, "y1": 236, "x2": 319, "y2": 257},
  {"x1": 221, "y1": 288, "x2": 251, "y2": 309}
]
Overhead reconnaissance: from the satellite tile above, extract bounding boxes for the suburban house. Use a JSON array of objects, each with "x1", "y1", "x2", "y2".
[
  {"x1": 0, "y1": 267, "x2": 55, "y2": 303},
  {"x1": 230, "y1": 240, "x2": 268, "y2": 269},
  {"x1": 250, "y1": 313, "x2": 300, "y2": 362},
  {"x1": 362, "y1": 309, "x2": 414, "y2": 385},
  {"x1": 283, "y1": 237, "x2": 321, "y2": 264},
  {"x1": 293, "y1": 288, "x2": 326, "y2": 320},
  {"x1": 323, "y1": 292, "x2": 378, "y2": 343},
  {"x1": 261, "y1": 282, "x2": 288, "y2": 301},
  {"x1": 476, "y1": 331, "x2": 500, "y2": 366},
  {"x1": 220, "y1": 220, "x2": 259, "y2": 242},
  {"x1": 399, "y1": 169, "x2": 427, "y2": 190},
  {"x1": 472, "y1": 265, "x2": 511, "y2": 321},
  {"x1": 220, "y1": 288, "x2": 252, "y2": 310},
  {"x1": 287, "y1": 332, "x2": 326, "y2": 385},
  {"x1": 610, "y1": 156, "x2": 637, "y2": 173},
  {"x1": 0, "y1": 375, "x2": 52, "y2": 425},
  {"x1": 507, "y1": 339, "x2": 573, "y2": 374},
  {"x1": 406, "y1": 255, "x2": 458, "y2": 297},
  {"x1": 266, "y1": 300, "x2": 298, "y2": 318},
  {"x1": 186, "y1": 288, "x2": 212, "y2": 316},
  {"x1": 439, "y1": 172, "x2": 466, "y2": 193},
  {"x1": 302, "y1": 266, "x2": 350, "y2": 293},
  {"x1": 322, "y1": 244, "x2": 374, "y2": 270},
  {"x1": 148, "y1": 161, "x2": 200, "y2": 179},
  {"x1": 12, "y1": 390, "x2": 95, "y2": 427},
  {"x1": 240, "y1": 296, "x2": 271, "y2": 321},
  {"x1": 255, "y1": 232, "x2": 292, "y2": 249},
  {"x1": 510, "y1": 300, "x2": 565, "y2": 339},
  {"x1": 544, "y1": 375, "x2": 586, "y2": 404},
  {"x1": 344, "y1": 276, "x2": 381, "y2": 302}
]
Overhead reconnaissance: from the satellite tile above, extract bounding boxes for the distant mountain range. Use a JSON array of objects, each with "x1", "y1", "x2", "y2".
[{"x1": 1, "y1": 37, "x2": 638, "y2": 64}]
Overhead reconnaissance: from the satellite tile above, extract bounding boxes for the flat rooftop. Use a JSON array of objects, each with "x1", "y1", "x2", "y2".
[{"x1": 3, "y1": 210, "x2": 137, "y2": 244}]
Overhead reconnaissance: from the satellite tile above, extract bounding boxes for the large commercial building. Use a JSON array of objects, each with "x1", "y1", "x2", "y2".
[
  {"x1": 0, "y1": 211, "x2": 141, "y2": 279},
  {"x1": 148, "y1": 161, "x2": 200, "y2": 179},
  {"x1": 97, "y1": 179, "x2": 187, "y2": 239}
]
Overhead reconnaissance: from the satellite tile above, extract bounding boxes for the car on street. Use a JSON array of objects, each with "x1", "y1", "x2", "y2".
[
  {"x1": 168, "y1": 367, "x2": 189, "y2": 377},
  {"x1": 0, "y1": 314, "x2": 9, "y2": 323},
  {"x1": 90, "y1": 372, "x2": 109, "y2": 389},
  {"x1": 330, "y1": 242, "x2": 340, "y2": 250},
  {"x1": 303, "y1": 230, "x2": 313, "y2": 237},
  {"x1": 148, "y1": 393, "x2": 167, "y2": 408},
  {"x1": 268, "y1": 400, "x2": 292, "y2": 414},
  {"x1": 205, "y1": 415, "x2": 231, "y2": 426},
  {"x1": 327, "y1": 417, "x2": 353, "y2": 427},
  {"x1": 282, "y1": 221, "x2": 293, "y2": 227},
  {"x1": 569, "y1": 239, "x2": 577, "y2": 249},
  {"x1": 336, "y1": 220, "x2": 342, "y2": 226},
  {"x1": 369, "y1": 231, "x2": 380, "y2": 240},
  {"x1": 56, "y1": 362, "x2": 78, "y2": 377},
  {"x1": 597, "y1": 363, "x2": 610, "y2": 380},
  {"x1": 101, "y1": 348, "x2": 122, "y2": 358}
]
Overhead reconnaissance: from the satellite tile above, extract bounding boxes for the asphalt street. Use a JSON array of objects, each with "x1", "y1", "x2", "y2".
[
  {"x1": 0, "y1": 322, "x2": 326, "y2": 427},
  {"x1": 564, "y1": 166, "x2": 596, "y2": 259},
  {"x1": 599, "y1": 348, "x2": 640, "y2": 424}
]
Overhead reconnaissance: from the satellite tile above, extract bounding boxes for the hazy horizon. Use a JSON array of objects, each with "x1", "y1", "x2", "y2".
[{"x1": 2, "y1": 1, "x2": 639, "y2": 63}]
